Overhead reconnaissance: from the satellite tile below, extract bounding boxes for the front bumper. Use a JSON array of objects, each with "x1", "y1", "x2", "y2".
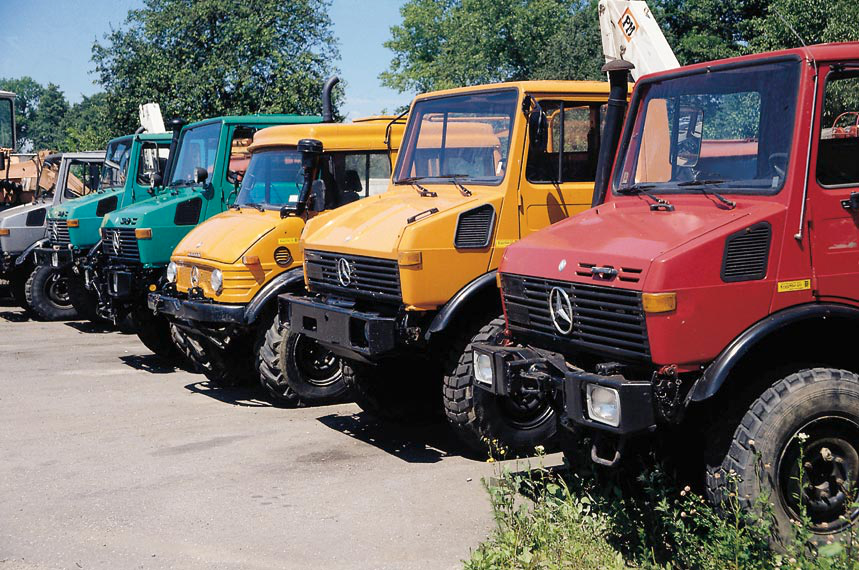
[
  {"x1": 278, "y1": 293, "x2": 397, "y2": 359},
  {"x1": 148, "y1": 290, "x2": 245, "y2": 325},
  {"x1": 470, "y1": 342, "x2": 656, "y2": 436},
  {"x1": 34, "y1": 247, "x2": 75, "y2": 269}
]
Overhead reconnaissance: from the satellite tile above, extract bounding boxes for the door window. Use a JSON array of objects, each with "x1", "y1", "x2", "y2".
[
  {"x1": 817, "y1": 71, "x2": 859, "y2": 187},
  {"x1": 322, "y1": 151, "x2": 392, "y2": 207},
  {"x1": 526, "y1": 103, "x2": 604, "y2": 183},
  {"x1": 64, "y1": 161, "x2": 101, "y2": 198}
]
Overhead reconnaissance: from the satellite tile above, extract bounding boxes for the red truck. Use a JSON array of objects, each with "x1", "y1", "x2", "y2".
[{"x1": 471, "y1": 43, "x2": 859, "y2": 542}]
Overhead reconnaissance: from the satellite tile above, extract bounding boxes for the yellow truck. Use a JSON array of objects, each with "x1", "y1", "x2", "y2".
[
  {"x1": 275, "y1": 81, "x2": 618, "y2": 453},
  {"x1": 148, "y1": 116, "x2": 405, "y2": 399}
]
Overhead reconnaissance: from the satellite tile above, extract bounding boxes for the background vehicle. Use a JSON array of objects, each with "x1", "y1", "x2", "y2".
[
  {"x1": 150, "y1": 116, "x2": 404, "y2": 401},
  {"x1": 0, "y1": 152, "x2": 104, "y2": 314},
  {"x1": 472, "y1": 44, "x2": 859, "y2": 542},
  {"x1": 32, "y1": 132, "x2": 172, "y2": 321},
  {"x1": 278, "y1": 80, "x2": 617, "y2": 453},
  {"x1": 96, "y1": 112, "x2": 320, "y2": 362}
]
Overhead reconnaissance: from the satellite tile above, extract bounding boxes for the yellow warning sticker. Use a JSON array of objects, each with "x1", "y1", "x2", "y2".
[
  {"x1": 495, "y1": 239, "x2": 516, "y2": 248},
  {"x1": 777, "y1": 279, "x2": 811, "y2": 293},
  {"x1": 278, "y1": 237, "x2": 299, "y2": 245}
]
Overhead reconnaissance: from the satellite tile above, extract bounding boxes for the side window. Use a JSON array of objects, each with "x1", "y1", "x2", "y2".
[
  {"x1": 817, "y1": 72, "x2": 859, "y2": 187},
  {"x1": 526, "y1": 102, "x2": 604, "y2": 184},
  {"x1": 327, "y1": 152, "x2": 392, "y2": 207},
  {"x1": 227, "y1": 127, "x2": 256, "y2": 184},
  {"x1": 65, "y1": 161, "x2": 100, "y2": 198},
  {"x1": 137, "y1": 142, "x2": 171, "y2": 185}
]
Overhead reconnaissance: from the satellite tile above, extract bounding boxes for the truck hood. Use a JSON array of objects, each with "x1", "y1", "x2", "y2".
[
  {"x1": 501, "y1": 197, "x2": 779, "y2": 289},
  {"x1": 51, "y1": 189, "x2": 121, "y2": 219},
  {"x1": 173, "y1": 208, "x2": 278, "y2": 264},
  {"x1": 0, "y1": 201, "x2": 46, "y2": 226},
  {"x1": 302, "y1": 186, "x2": 486, "y2": 258}
]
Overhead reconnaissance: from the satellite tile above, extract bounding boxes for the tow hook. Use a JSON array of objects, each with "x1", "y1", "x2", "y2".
[
  {"x1": 653, "y1": 364, "x2": 682, "y2": 421},
  {"x1": 591, "y1": 434, "x2": 624, "y2": 467}
]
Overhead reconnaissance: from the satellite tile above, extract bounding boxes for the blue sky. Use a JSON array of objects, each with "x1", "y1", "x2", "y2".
[{"x1": 0, "y1": 0, "x2": 413, "y2": 120}]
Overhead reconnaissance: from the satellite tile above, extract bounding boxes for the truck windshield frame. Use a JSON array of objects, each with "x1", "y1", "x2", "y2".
[
  {"x1": 612, "y1": 58, "x2": 802, "y2": 196},
  {"x1": 99, "y1": 138, "x2": 133, "y2": 190},
  {"x1": 169, "y1": 122, "x2": 222, "y2": 186},
  {"x1": 0, "y1": 98, "x2": 13, "y2": 149},
  {"x1": 236, "y1": 148, "x2": 305, "y2": 210},
  {"x1": 393, "y1": 88, "x2": 518, "y2": 187}
]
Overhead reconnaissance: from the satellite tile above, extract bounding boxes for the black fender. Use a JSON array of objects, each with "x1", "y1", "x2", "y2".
[
  {"x1": 243, "y1": 266, "x2": 306, "y2": 325},
  {"x1": 15, "y1": 238, "x2": 49, "y2": 267},
  {"x1": 688, "y1": 302, "x2": 859, "y2": 402},
  {"x1": 425, "y1": 270, "x2": 498, "y2": 340}
]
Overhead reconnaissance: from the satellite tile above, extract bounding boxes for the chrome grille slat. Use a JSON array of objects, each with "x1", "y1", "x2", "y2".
[
  {"x1": 102, "y1": 228, "x2": 140, "y2": 263},
  {"x1": 305, "y1": 250, "x2": 401, "y2": 302},
  {"x1": 47, "y1": 218, "x2": 70, "y2": 246}
]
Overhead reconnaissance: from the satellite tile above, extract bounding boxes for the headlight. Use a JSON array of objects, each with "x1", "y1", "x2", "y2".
[
  {"x1": 210, "y1": 268, "x2": 223, "y2": 295},
  {"x1": 585, "y1": 384, "x2": 620, "y2": 427},
  {"x1": 166, "y1": 261, "x2": 178, "y2": 283},
  {"x1": 472, "y1": 351, "x2": 494, "y2": 386}
]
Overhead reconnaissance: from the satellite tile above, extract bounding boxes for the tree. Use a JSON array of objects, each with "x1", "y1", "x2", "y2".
[
  {"x1": 28, "y1": 83, "x2": 69, "y2": 151},
  {"x1": 59, "y1": 93, "x2": 115, "y2": 152},
  {"x1": 91, "y1": 0, "x2": 341, "y2": 135},
  {"x1": 0, "y1": 76, "x2": 45, "y2": 151},
  {"x1": 747, "y1": 0, "x2": 859, "y2": 51}
]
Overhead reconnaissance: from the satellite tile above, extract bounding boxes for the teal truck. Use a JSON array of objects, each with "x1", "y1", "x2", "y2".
[
  {"x1": 32, "y1": 132, "x2": 172, "y2": 320},
  {"x1": 95, "y1": 113, "x2": 321, "y2": 360}
]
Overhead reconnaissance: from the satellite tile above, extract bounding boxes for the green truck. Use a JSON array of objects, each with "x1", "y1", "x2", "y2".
[
  {"x1": 95, "y1": 113, "x2": 321, "y2": 360},
  {"x1": 32, "y1": 132, "x2": 172, "y2": 320}
]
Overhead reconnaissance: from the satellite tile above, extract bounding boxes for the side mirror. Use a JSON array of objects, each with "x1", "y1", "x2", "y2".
[
  {"x1": 194, "y1": 167, "x2": 209, "y2": 184},
  {"x1": 528, "y1": 107, "x2": 548, "y2": 153},
  {"x1": 675, "y1": 106, "x2": 704, "y2": 168},
  {"x1": 226, "y1": 169, "x2": 243, "y2": 185},
  {"x1": 150, "y1": 172, "x2": 163, "y2": 187},
  {"x1": 310, "y1": 179, "x2": 326, "y2": 212}
]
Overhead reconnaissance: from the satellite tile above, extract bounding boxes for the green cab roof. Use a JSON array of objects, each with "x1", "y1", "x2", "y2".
[{"x1": 185, "y1": 114, "x2": 322, "y2": 128}]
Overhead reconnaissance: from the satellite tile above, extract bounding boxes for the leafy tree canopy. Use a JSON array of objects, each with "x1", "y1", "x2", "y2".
[{"x1": 91, "y1": 0, "x2": 341, "y2": 135}]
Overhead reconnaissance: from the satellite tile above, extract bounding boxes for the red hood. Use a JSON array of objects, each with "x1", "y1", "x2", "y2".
[{"x1": 501, "y1": 197, "x2": 778, "y2": 290}]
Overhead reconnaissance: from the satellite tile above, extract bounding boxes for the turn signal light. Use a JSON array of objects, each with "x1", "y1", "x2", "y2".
[
  {"x1": 398, "y1": 251, "x2": 422, "y2": 267},
  {"x1": 67, "y1": 219, "x2": 80, "y2": 228},
  {"x1": 642, "y1": 292, "x2": 677, "y2": 313},
  {"x1": 0, "y1": 229, "x2": 9, "y2": 236},
  {"x1": 242, "y1": 255, "x2": 260, "y2": 265},
  {"x1": 135, "y1": 228, "x2": 152, "y2": 239}
]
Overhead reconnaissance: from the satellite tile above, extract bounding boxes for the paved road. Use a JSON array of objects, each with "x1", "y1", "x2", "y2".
[{"x1": 0, "y1": 299, "x2": 512, "y2": 570}]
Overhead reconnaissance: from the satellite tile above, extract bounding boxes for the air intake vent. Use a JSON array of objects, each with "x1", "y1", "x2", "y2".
[
  {"x1": 721, "y1": 222, "x2": 771, "y2": 282},
  {"x1": 96, "y1": 195, "x2": 118, "y2": 217},
  {"x1": 274, "y1": 246, "x2": 292, "y2": 267},
  {"x1": 454, "y1": 204, "x2": 495, "y2": 249},
  {"x1": 174, "y1": 197, "x2": 202, "y2": 226}
]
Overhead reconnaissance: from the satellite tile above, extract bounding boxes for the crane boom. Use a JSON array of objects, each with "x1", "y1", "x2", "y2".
[{"x1": 598, "y1": 0, "x2": 679, "y2": 81}]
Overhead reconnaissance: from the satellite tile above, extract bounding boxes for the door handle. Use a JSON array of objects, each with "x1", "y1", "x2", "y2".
[{"x1": 841, "y1": 192, "x2": 859, "y2": 211}]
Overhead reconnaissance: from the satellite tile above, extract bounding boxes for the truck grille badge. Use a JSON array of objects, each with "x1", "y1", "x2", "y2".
[
  {"x1": 337, "y1": 258, "x2": 354, "y2": 287},
  {"x1": 548, "y1": 286, "x2": 574, "y2": 334}
]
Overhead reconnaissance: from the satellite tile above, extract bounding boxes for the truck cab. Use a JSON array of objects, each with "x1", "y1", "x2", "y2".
[
  {"x1": 277, "y1": 81, "x2": 617, "y2": 452},
  {"x1": 474, "y1": 43, "x2": 859, "y2": 542},
  {"x1": 31, "y1": 132, "x2": 172, "y2": 321},
  {"x1": 148, "y1": 116, "x2": 404, "y2": 398},
  {"x1": 95, "y1": 113, "x2": 320, "y2": 361},
  {"x1": 0, "y1": 151, "x2": 104, "y2": 314}
]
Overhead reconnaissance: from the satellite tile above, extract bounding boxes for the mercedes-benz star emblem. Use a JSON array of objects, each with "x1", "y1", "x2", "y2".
[
  {"x1": 112, "y1": 231, "x2": 121, "y2": 254},
  {"x1": 51, "y1": 222, "x2": 58, "y2": 243},
  {"x1": 337, "y1": 258, "x2": 353, "y2": 287},
  {"x1": 190, "y1": 266, "x2": 200, "y2": 287},
  {"x1": 548, "y1": 286, "x2": 574, "y2": 335}
]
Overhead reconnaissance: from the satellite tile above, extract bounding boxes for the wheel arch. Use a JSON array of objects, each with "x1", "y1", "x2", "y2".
[
  {"x1": 243, "y1": 266, "x2": 305, "y2": 325},
  {"x1": 689, "y1": 302, "x2": 859, "y2": 403},
  {"x1": 425, "y1": 270, "x2": 499, "y2": 341},
  {"x1": 16, "y1": 238, "x2": 48, "y2": 267}
]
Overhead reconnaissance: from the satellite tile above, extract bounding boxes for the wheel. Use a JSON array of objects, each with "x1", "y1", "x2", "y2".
[
  {"x1": 443, "y1": 317, "x2": 558, "y2": 456},
  {"x1": 706, "y1": 368, "x2": 859, "y2": 543},
  {"x1": 171, "y1": 323, "x2": 254, "y2": 387},
  {"x1": 132, "y1": 308, "x2": 187, "y2": 365},
  {"x1": 24, "y1": 265, "x2": 78, "y2": 321},
  {"x1": 283, "y1": 321, "x2": 348, "y2": 403},
  {"x1": 67, "y1": 272, "x2": 103, "y2": 323},
  {"x1": 258, "y1": 315, "x2": 301, "y2": 406},
  {"x1": 343, "y1": 358, "x2": 442, "y2": 423}
]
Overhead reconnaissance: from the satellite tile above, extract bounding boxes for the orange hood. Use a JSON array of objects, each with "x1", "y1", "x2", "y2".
[{"x1": 173, "y1": 208, "x2": 280, "y2": 264}]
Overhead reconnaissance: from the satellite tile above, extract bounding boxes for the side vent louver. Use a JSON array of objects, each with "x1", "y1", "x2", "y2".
[
  {"x1": 454, "y1": 204, "x2": 495, "y2": 249},
  {"x1": 174, "y1": 197, "x2": 203, "y2": 226},
  {"x1": 721, "y1": 222, "x2": 772, "y2": 282},
  {"x1": 95, "y1": 195, "x2": 119, "y2": 217}
]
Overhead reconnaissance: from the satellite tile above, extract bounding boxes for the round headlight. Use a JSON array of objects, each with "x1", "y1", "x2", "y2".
[
  {"x1": 166, "y1": 261, "x2": 178, "y2": 283},
  {"x1": 211, "y1": 268, "x2": 223, "y2": 295}
]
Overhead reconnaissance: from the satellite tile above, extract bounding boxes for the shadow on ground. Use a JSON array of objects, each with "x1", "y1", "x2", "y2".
[
  {"x1": 317, "y1": 412, "x2": 480, "y2": 464},
  {"x1": 65, "y1": 320, "x2": 118, "y2": 334},
  {"x1": 120, "y1": 354, "x2": 188, "y2": 375},
  {"x1": 183, "y1": 380, "x2": 274, "y2": 408},
  {"x1": 0, "y1": 310, "x2": 30, "y2": 322}
]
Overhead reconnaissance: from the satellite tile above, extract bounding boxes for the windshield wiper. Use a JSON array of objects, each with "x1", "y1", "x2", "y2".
[
  {"x1": 437, "y1": 174, "x2": 472, "y2": 197},
  {"x1": 677, "y1": 179, "x2": 736, "y2": 209},
  {"x1": 395, "y1": 176, "x2": 437, "y2": 198},
  {"x1": 244, "y1": 203, "x2": 265, "y2": 212},
  {"x1": 617, "y1": 183, "x2": 675, "y2": 211}
]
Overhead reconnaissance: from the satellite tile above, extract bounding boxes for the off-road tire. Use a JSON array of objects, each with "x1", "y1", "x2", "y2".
[
  {"x1": 133, "y1": 308, "x2": 187, "y2": 365},
  {"x1": 25, "y1": 265, "x2": 78, "y2": 321},
  {"x1": 343, "y1": 359, "x2": 442, "y2": 423},
  {"x1": 172, "y1": 323, "x2": 254, "y2": 387},
  {"x1": 258, "y1": 315, "x2": 301, "y2": 406},
  {"x1": 282, "y1": 322, "x2": 348, "y2": 404},
  {"x1": 705, "y1": 368, "x2": 859, "y2": 543},
  {"x1": 67, "y1": 273, "x2": 102, "y2": 323},
  {"x1": 443, "y1": 317, "x2": 558, "y2": 456}
]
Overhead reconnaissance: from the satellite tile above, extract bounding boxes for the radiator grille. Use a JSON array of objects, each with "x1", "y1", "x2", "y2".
[
  {"x1": 502, "y1": 273, "x2": 650, "y2": 360},
  {"x1": 102, "y1": 227, "x2": 140, "y2": 263},
  {"x1": 721, "y1": 223, "x2": 771, "y2": 282},
  {"x1": 48, "y1": 218, "x2": 70, "y2": 246},
  {"x1": 454, "y1": 204, "x2": 495, "y2": 249},
  {"x1": 305, "y1": 250, "x2": 400, "y2": 302}
]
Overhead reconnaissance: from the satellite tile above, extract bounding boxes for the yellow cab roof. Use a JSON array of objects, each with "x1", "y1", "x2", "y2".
[
  {"x1": 249, "y1": 116, "x2": 406, "y2": 153},
  {"x1": 411, "y1": 80, "x2": 618, "y2": 101}
]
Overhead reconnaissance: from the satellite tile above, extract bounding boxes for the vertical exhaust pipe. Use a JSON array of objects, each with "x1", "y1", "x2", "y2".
[
  {"x1": 163, "y1": 117, "x2": 187, "y2": 185},
  {"x1": 321, "y1": 76, "x2": 340, "y2": 123},
  {"x1": 591, "y1": 60, "x2": 635, "y2": 207}
]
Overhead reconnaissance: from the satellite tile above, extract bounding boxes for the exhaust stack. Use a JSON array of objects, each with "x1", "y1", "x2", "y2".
[
  {"x1": 591, "y1": 60, "x2": 634, "y2": 208},
  {"x1": 321, "y1": 76, "x2": 340, "y2": 123}
]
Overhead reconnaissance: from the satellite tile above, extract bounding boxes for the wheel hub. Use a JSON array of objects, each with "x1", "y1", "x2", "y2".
[
  {"x1": 295, "y1": 336, "x2": 340, "y2": 386},
  {"x1": 498, "y1": 376, "x2": 554, "y2": 430},
  {"x1": 47, "y1": 272, "x2": 72, "y2": 307}
]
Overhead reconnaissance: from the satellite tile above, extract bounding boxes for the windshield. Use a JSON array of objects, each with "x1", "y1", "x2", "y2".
[
  {"x1": 614, "y1": 60, "x2": 801, "y2": 195},
  {"x1": 169, "y1": 122, "x2": 221, "y2": 185},
  {"x1": 99, "y1": 138, "x2": 132, "y2": 190},
  {"x1": 236, "y1": 149, "x2": 304, "y2": 208},
  {"x1": 0, "y1": 98, "x2": 12, "y2": 149},
  {"x1": 394, "y1": 89, "x2": 517, "y2": 185}
]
